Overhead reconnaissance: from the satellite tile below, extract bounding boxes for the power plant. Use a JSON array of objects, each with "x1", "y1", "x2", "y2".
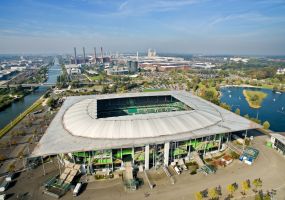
[{"x1": 70, "y1": 47, "x2": 139, "y2": 75}]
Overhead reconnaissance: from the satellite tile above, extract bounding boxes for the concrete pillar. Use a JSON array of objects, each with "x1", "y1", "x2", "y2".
[
  {"x1": 188, "y1": 139, "x2": 191, "y2": 155},
  {"x1": 111, "y1": 150, "x2": 114, "y2": 171},
  {"x1": 153, "y1": 146, "x2": 155, "y2": 168},
  {"x1": 164, "y1": 142, "x2": 170, "y2": 166},
  {"x1": 243, "y1": 130, "x2": 248, "y2": 151},
  {"x1": 41, "y1": 156, "x2": 46, "y2": 176},
  {"x1": 132, "y1": 147, "x2": 135, "y2": 164},
  {"x1": 218, "y1": 134, "x2": 222, "y2": 151},
  {"x1": 145, "y1": 145, "x2": 150, "y2": 170},
  {"x1": 226, "y1": 132, "x2": 229, "y2": 143},
  {"x1": 203, "y1": 137, "x2": 207, "y2": 156}
]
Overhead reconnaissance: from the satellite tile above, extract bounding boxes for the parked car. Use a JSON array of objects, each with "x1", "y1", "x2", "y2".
[
  {"x1": 73, "y1": 182, "x2": 82, "y2": 197},
  {"x1": 5, "y1": 172, "x2": 15, "y2": 182},
  {"x1": 0, "y1": 180, "x2": 10, "y2": 192}
]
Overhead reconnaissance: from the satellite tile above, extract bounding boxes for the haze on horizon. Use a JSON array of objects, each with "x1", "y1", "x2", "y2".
[{"x1": 0, "y1": 0, "x2": 285, "y2": 55}]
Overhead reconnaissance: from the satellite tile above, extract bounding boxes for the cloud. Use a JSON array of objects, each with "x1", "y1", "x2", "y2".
[
  {"x1": 208, "y1": 12, "x2": 285, "y2": 27},
  {"x1": 114, "y1": 0, "x2": 205, "y2": 16}
]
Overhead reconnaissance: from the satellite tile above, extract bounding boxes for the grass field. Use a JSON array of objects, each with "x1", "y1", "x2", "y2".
[{"x1": 243, "y1": 89, "x2": 268, "y2": 109}]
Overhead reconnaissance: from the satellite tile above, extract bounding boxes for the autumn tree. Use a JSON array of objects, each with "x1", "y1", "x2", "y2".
[
  {"x1": 195, "y1": 191, "x2": 203, "y2": 200},
  {"x1": 252, "y1": 178, "x2": 262, "y2": 192},
  {"x1": 242, "y1": 180, "x2": 250, "y2": 195},
  {"x1": 209, "y1": 188, "x2": 218, "y2": 199},
  {"x1": 235, "y1": 108, "x2": 241, "y2": 115},
  {"x1": 263, "y1": 121, "x2": 270, "y2": 129},
  {"x1": 227, "y1": 184, "x2": 236, "y2": 197}
]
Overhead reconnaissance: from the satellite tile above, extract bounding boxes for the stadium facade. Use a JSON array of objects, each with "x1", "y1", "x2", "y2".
[{"x1": 32, "y1": 91, "x2": 260, "y2": 173}]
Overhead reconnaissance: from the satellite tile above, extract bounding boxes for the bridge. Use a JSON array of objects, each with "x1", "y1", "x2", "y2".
[{"x1": 0, "y1": 83, "x2": 56, "y2": 88}]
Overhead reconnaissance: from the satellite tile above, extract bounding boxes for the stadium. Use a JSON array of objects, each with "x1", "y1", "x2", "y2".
[{"x1": 32, "y1": 91, "x2": 260, "y2": 173}]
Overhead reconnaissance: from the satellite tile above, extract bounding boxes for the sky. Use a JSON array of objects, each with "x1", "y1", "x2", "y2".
[{"x1": 0, "y1": 0, "x2": 285, "y2": 55}]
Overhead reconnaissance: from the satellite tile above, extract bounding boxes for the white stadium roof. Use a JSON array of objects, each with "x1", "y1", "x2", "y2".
[{"x1": 32, "y1": 91, "x2": 261, "y2": 156}]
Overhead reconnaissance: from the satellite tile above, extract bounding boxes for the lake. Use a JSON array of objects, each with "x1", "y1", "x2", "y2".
[{"x1": 220, "y1": 86, "x2": 285, "y2": 132}]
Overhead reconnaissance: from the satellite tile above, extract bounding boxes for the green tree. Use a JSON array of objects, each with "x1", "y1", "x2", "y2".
[
  {"x1": 101, "y1": 85, "x2": 108, "y2": 94},
  {"x1": 263, "y1": 121, "x2": 270, "y2": 129},
  {"x1": 263, "y1": 194, "x2": 271, "y2": 200},
  {"x1": 186, "y1": 81, "x2": 192, "y2": 91},
  {"x1": 252, "y1": 178, "x2": 262, "y2": 191},
  {"x1": 235, "y1": 108, "x2": 241, "y2": 115},
  {"x1": 255, "y1": 193, "x2": 262, "y2": 200},
  {"x1": 195, "y1": 192, "x2": 203, "y2": 200},
  {"x1": 244, "y1": 114, "x2": 250, "y2": 119}
]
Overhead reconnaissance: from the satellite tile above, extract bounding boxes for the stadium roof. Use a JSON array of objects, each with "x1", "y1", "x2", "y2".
[{"x1": 32, "y1": 91, "x2": 261, "y2": 156}]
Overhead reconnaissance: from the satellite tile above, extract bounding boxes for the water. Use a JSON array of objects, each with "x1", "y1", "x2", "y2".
[
  {"x1": 220, "y1": 87, "x2": 285, "y2": 132},
  {"x1": 0, "y1": 64, "x2": 61, "y2": 129}
]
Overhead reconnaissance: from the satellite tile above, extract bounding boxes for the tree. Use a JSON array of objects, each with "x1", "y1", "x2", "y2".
[
  {"x1": 208, "y1": 188, "x2": 218, "y2": 199},
  {"x1": 235, "y1": 108, "x2": 241, "y2": 115},
  {"x1": 255, "y1": 194, "x2": 262, "y2": 200},
  {"x1": 0, "y1": 154, "x2": 6, "y2": 161},
  {"x1": 263, "y1": 121, "x2": 270, "y2": 129},
  {"x1": 252, "y1": 178, "x2": 262, "y2": 192},
  {"x1": 227, "y1": 184, "x2": 236, "y2": 197},
  {"x1": 242, "y1": 180, "x2": 250, "y2": 195},
  {"x1": 101, "y1": 85, "x2": 108, "y2": 94},
  {"x1": 8, "y1": 164, "x2": 15, "y2": 172},
  {"x1": 195, "y1": 192, "x2": 203, "y2": 200},
  {"x1": 220, "y1": 103, "x2": 231, "y2": 111},
  {"x1": 244, "y1": 114, "x2": 250, "y2": 119}
]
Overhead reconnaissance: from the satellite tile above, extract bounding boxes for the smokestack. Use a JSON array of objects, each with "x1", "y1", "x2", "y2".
[
  {"x1": 136, "y1": 51, "x2": 139, "y2": 61},
  {"x1": 94, "y1": 47, "x2": 97, "y2": 64},
  {"x1": 83, "y1": 47, "x2": 86, "y2": 64},
  {"x1": 100, "y1": 46, "x2": 103, "y2": 63},
  {"x1": 74, "y1": 47, "x2": 77, "y2": 64}
]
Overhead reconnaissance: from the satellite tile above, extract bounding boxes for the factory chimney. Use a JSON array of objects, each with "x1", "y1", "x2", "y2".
[
  {"x1": 94, "y1": 47, "x2": 97, "y2": 64},
  {"x1": 100, "y1": 46, "x2": 103, "y2": 63},
  {"x1": 136, "y1": 51, "x2": 139, "y2": 61},
  {"x1": 83, "y1": 47, "x2": 86, "y2": 64},
  {"x1": 74, "y1": 47, "x2": 77, "y2": 64}
]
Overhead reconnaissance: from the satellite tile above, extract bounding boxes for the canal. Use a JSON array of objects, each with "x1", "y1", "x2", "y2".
[
  {"x1": 220, "y1": 86, "x2": 285, "y2": 132},
  {"x1": 0, "y1": 64, "x2": 61, "y2": 129}
]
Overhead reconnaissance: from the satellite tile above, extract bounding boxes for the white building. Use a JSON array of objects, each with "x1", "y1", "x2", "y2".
[
  {"x1": 276, "y1": 68, "x2": 285, "y2": 75},
  {"x1": 10, "y1": 66, "x2": 26, "y2": 71},
  {"x1": 230, "y1": 57, "x2": 249, "y2": 63},
  {"x1": 65, "y1": 64, "x2": 81, "y2": 75}
]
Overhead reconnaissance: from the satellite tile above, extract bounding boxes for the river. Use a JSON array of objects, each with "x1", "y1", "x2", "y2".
[
  {"x1": 0, "y1": 64, "x2": 61, "y2": 129},
  {"x1": 220, "y1": 86, "x2": 285, "y2": 132}
]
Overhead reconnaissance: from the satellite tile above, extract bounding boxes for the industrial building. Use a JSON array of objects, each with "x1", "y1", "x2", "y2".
[{"x1": 32, "y1": 91, "x2": 260, "y2": 173}]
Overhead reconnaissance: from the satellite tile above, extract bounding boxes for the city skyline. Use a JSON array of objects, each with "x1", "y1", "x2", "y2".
[{"x1": 0, "y1": 0, "x2": 285, "y2": 55}]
